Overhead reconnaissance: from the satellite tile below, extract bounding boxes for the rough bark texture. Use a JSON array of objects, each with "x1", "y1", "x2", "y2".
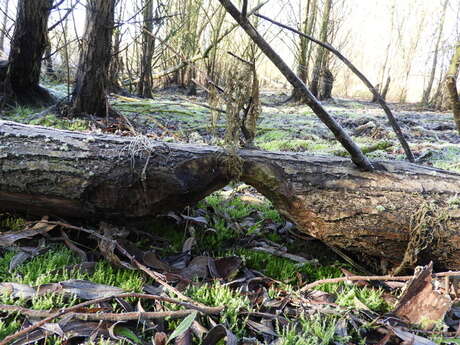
[
  {"x1": 71, "y1": 0, "x2": 115, "y2": 117},
  {"x1": 446, "y1": 42, "x2": 460, "y2": 134},
  {"x1": 1, "y1": 121, "x2": 460, "y2": 270},
  {"x1": 309, "y1": 0, "x2": 332, "y2": 100},
  {"x1": 137, "y1": 0, "x2": 155, "y2": 98},
  {"x1": 2, "y1": 0, "x2": 55, "y2": 106}
]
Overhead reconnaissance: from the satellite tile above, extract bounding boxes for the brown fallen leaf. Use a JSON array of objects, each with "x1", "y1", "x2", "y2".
[
  {"x1": 0, "y1": 218, "x2": 57, "y2": 247},
  {"x1": 393, "y1": 262, "x2": 452, "y2": 330},
  {"x1": 202, "y1": 325, "x2": 238, "y2": 345}
]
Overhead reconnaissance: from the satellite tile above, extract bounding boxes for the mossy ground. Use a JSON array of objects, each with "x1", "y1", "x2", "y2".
[{"x1": 0, "y1": 193, "x2": 395, "y2": 344}]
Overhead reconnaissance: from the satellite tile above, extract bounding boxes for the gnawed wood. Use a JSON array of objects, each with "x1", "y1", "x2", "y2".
[{"x1": 1, "y1": 120, "x2": 460, "y2": 270}]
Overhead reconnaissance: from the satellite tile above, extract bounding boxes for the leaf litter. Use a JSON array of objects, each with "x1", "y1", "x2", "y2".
[{"x1": 1, "y1": 193, "x2": 460, "y2": 344}]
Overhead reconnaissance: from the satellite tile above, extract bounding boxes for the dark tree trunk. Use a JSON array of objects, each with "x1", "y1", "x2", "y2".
[
  {"x1": 137, "y1": 0, "x2": 155, "y2": 98},
  {"x1": 1, "y1": 0, "x2": 55, "y2": 106},
  {"x1": 45, "y1": 43, "x2": 57, "y2": 80},
  {"x1": 70, "y1": 0, "x2": 115, "y2": 117},
  {"x1": 318, "y1": 68, "x2": 333, "y2": 100},
  {"x1": 108, "y1": 29, "x2": 123, "y2": 93},
  {"x1": 1, "y1": 121, "x2": 460, "y2": 271}
]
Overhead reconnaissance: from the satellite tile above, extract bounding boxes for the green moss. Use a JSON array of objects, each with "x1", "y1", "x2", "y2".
[
  {"x1": 0, "y1": 214, "x2": 26, "y2": 232},
  {"x1": 90, "y1": 261, "x2": 145, "y2": 292},
  {"x1": 29, "y1": 114, "x2": 89, "y2": 131},
  {"x1": 8, "y1": 245, "x2": 82, "y2": 286},
  {"x1": 278, "y1": 314, "x2": 346, "y2": 345},
  {"x1": 0, "y1": 318, "x2": 20, "y2": 340},
  {"x1": 187, "y1": 282, "x2": 251, "y2": 337}
]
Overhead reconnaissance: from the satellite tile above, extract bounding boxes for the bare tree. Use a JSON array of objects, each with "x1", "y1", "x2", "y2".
[
  {"x1": 292, "y1": 0, "x2": 317, "y2": 102},
  {"x1": 310, "y1": 0, "x2": 333, "y2": 100},
  {"x1": 70, "y1": 0, "x2": 116, "y2": 117},
  {"x1": 137, "y1": 0, "x2": 155, "y2": 97},
  {"x1": 0, "y1": 0, "x2": 9, "y2": 53},
  {"x1": 446, "y1": 42, "x2": 460, "y2": 133},
  {"x1": 422, "y1": 0, "x2": 449, "y2": 104},
  {"x1": 1, "y1": 0, "x2": 55, "y2": 106}
]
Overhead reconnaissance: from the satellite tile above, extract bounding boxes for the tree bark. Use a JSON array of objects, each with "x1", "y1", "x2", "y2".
[
  {"x1": 446, "y1": 42, "x2": 460, "y2": 134},
  {"x1": 0, "y1": 0, "x2": 9, "y2": 52},
  {"x1": 137, "y1": 0, "x2": 155, "y2": 98},
  {"x1": 422, "y1": 0, "x2": 449, "y2": 105},
  {"x1": 70, "y1": 0, "x2": 115, "y2": 117},
  {"x1": 1, "y1": 120, "x2": 460, "y2": 270},
  {"x1": 310, "y1": 0, "x2": 332, "y2": 100},
  {"x1": 2, "y1": 0, "x2": 55, "y2": 106}
]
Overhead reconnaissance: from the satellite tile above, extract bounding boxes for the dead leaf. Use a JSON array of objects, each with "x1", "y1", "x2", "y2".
[
  {"x1": 0, "y1": 282, "x2": 36, "y2": 299},
  {"x1": 181, "y1": 215, "x2": 208, "y2": 226},
  {"x1": 143, "y1": 251, "x2": 173, "y2": 272},
  {"x1": 214, "y1": 256, "x2": 242, "y2": 280},
  {"x1": 393, "y1": 262, "x2": 451, "y2": 330},
  {"x1": 389, "y1": 326, "x2": 436, "y2": 345},
  {"x1": 60, "y1": 279, "x2": 125, "y2": 300},
  {"x1": 202, "y1": 325, "x2": 238, "y2": 345},
  {"x1": 0, "y1": 218, "x2": 57, "y2": 247},
  {"x1": 180, "y1": 256, "x2": 210, "y2": 280}
]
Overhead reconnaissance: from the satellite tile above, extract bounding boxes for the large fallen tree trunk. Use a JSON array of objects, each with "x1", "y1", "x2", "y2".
[{"x1": 1, "y1": 120, "x2": 460, "y2": 270}]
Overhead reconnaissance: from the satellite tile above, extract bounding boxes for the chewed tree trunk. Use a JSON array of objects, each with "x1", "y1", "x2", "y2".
[
  {"x1": 2, "y1": 0, "x2": 55, "y2": 106},
  {"x1": 1, "y1": 121, "x2": 460, "y2": 272},
  {"x1": 70, "y1": 0, "x2": 115, "y2": 117}
]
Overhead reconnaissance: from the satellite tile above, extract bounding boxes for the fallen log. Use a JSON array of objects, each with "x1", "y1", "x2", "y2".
[{"x1": 1, "y1": 120, "x2": 460, "y2": 270}]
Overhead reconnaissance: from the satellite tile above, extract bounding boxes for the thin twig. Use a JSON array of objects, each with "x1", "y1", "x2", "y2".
[
  {"x1": 0, "y1": 304, "x2": 196, "y2": 321},
  {"x1": 0, "y1": 292, "x2": 221, "y2": 345},
  {"x1": 299, "y1": 271, "x2": 460, "y2": 291}
]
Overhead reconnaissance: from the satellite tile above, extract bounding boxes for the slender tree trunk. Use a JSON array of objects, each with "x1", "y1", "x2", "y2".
[
  {"x1": 2, "y1": 0, "x2": 55, "y2": 106},
  {"x1": 310, "y1": 0, "x2": 332, "y2": 100},
  {"x1": 0, "y1": 0, "x2": 8, "y2": 52},
  {"x1": 137, "y1": 0, "x2": 155, "y2": 98},
  {"x1": 108, "y1": 28, "x2": 123, "y2": 93},
  {"x1": 70, "y1": 0, "x2": 115, "y2": 117},
  {"x1": 292, "y1": 0, "x2": 317, "y2": 102},
  {"x1": 446, "y1": 42, "x2": 460, "y2": 133},
  {"x1": 422, "y1": 0, "x2": 449, "y2": 104}
]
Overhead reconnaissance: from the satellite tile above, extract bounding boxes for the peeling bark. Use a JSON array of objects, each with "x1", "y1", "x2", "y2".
[{"x1": 1, "y1": 121, "x2": 460, "y2": 270}]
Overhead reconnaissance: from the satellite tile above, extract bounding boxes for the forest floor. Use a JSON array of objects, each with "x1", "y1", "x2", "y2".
[{"x1": 0, "y1": 86, "x2": 460, "y2": 344}]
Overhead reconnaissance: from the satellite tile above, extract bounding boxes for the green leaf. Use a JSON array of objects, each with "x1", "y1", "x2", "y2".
[
  {"x1": 166, "y1": 311, "x2": 198, "y2": 344},
  {"x1": 114, "y1": 326, "x2": 143, "y2": 344}
]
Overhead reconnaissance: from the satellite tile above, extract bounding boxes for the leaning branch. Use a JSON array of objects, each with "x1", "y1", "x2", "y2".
[
  {"x1": 217, "y1": 0, "x2": 373, "y2": 171},
  {"x1": 255, "y1": 13, "x2": 415, "y2": 163}
]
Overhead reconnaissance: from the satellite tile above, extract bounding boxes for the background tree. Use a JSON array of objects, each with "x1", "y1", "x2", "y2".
[
  {"x1": 310, "y1": 0, "x2": 332, "y2": 100},
  {"x1": 422, "y1": 0, "x2": 449, "y2": 104},
  {"x1": 70, "y1": 0, "x2": 116, "y2": 117},
  {"x1": 446, "y1": 42, "x2": 460, "y2": 132},
  {"x1": 292, "y1": 0, "x2": 317, "y2": 102},
  {"x1": 137, "y1": 0, "x2": 155, "y2": 98},
  {"x1": 1, "y1": 0, "x2": 55, "y2": 106}
]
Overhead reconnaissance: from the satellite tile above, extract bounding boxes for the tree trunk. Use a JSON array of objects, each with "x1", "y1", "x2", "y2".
[
  {"x1": 310, "y1": 0, "x2": 332, "y2": 100},
  {"x1": 446, "y1": 42, "x2": 460, "y2": 133},
  {"x1": 108, "y1": 28, "x2": 123, "y2": 93},
  {"x1": 70, "y1": 0, "x2": 115, "y2": 117},
  {"x1": 292, "y1": 0, "x2": 317, "y2": 103},
  {"x1": 422, "y1": 0, "x2": 449, "y2": 105},
  {"x1": 137, "y1": 0, "x2": 155, "y2": 98},
  {"x1": 1, "y1": 120, "x2": 460, "y2": 271},
  {"x1": 2, "y1": 0, "x2": 55, "y2": 106},
  {"x1": 0, "y1": 0, "x2": 9, "y2": 52}
]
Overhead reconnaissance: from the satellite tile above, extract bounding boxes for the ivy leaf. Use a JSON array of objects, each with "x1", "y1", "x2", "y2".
[{"x1": 166, "y1": 311, "x2": 198, "y2": 344}]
